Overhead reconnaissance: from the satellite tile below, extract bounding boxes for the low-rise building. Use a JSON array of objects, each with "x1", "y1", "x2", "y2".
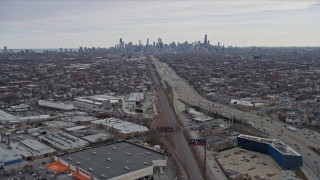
[
  {"x1": 65, "y1": 125, "x2": 88, "y2": 133},
  {"x1": 91, "y1": 118, "x2": 149, "y2": 137},
  {"x1": 38, "y1": 100, "x2": 74, "y2": 110},
  {"x1": 207, "y1": 135, "x2": 238, "y2": 151},
  {"x1": 125, "y1": 92, "x2": 144, "y2": 109},
  {"x1": 187, "y1": 108, "x2": 213, "y2": 122},
  {"x1": 11, "y1": 139, "x2": 56, "y2": 160},
  {"x1": 0, "y1": 147, "x2": 22, "y2": 168},
  {"x1": 230, "y1": 99, "x2": 264, "y2": 108},
  {"x1": 82, "y1": 133, "x2": 113, "y2": 143},
  {"x1": 49, "y1": 141, "x2": 166, "y2": 180},
  {"x1": 39, "y1": 131, "x2": 89, "y2": 152},
  {"x1": 237, "y1": 134, "x2": 303, "y2": 170}
]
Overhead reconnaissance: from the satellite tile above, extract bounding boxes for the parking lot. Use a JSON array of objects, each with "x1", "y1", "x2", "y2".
[{"x1": 216, "y1": 147, "x2": 298, "y2": 180}]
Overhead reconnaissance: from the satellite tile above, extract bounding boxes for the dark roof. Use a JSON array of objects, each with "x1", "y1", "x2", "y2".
[{"x1": 59, "y1": 141, "x2": 165, "y2": 179}]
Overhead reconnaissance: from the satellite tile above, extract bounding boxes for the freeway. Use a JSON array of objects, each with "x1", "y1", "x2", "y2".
[
  {"x1": 151, "y1": 55, "x2": 320, "y2": 180},
  {"x1": 147, "y1": 56, "x2": 204, "y2": 180}
]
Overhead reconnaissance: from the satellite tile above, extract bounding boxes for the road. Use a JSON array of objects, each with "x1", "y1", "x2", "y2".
[
  {"x1": 173, "y1": 90, "x2": 227, "y2": 180},
  {"x1": 147, "y1": 57, "x2": 204, "y2": 180},
  {"x1": 151, "y1": 55, "x2": 320, "y2": 180}
]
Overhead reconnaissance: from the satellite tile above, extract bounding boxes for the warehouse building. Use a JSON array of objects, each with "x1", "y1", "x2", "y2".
[
  {"x1": 38, "y1": 100, "x2": 74, "y2": 110},
  {"x1": 91, "y1": 118, "x2": 148, "y2": 137},
  {"x1": 82, "y1": 133, "x2": 113, "y2": 143},
  {"x1": 11, "y1": 139, "x2": 56, "y2": 160},
  {"x1": 62, "y1": 115, "x2": 98, "y2": 124},
  {"x1": 48, "y1": 141, "x2": 166, "y2": 180},
  {"x1": 187, "y1": 108, "x2": 213, "y2": 122},
  {"x1": 74, "y1": 94, "x2": 120, "y2": 109},
  {"x1": 0, "y1": 147, "x2": 22, "y2": 168},
  {"x1": 237, "y1": 134, "x2": 303, "y2": 170},
  {"x1": 207, "y1": 135, "x2": 238, "y2": 151},
  {"x1": 230, "y1": 99, "x2": 264, "y2": 108},
  {"x1": 124, "y1": 92, "x2": 144, "y2": 110},
  {"x1": 39, "y1": 131, "x2": 89, "y2": 152}
]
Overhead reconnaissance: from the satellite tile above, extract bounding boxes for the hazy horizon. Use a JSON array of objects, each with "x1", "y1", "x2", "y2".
[{"x1": 1, "y1": 1, "x2": 320, "y2": 49}]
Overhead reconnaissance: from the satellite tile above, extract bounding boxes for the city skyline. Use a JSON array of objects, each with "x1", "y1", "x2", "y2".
[{"x1": 1, "y1": 1, "x2": 320, "y2": 48}]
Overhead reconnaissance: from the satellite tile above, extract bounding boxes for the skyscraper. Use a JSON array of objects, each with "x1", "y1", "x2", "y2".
[
  {"x1": 147, "y1": 38, "x2": 149, "y2": 46},
  {"x1": 3, "y1": 46, "x2": 8, "y2": 54},
  {"x1": 204, "y1": 34, "x2": 208, "y2": 45},
  {"x1": 119, "y1": 38, "x2": 122, "y2": 46},
  {"x1": 119, "y1": 38, "x2": 125, "y2": 51}
]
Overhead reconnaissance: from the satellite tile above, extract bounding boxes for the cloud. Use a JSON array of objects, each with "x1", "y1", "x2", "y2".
[{"x1": 0, "y1": 1, "x2": 319, "y2": 47}]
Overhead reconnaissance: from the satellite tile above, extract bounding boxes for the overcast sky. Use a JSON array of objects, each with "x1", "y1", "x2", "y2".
[{"x1": 1, "y1": 0, "x2": 320, "y2": 48}]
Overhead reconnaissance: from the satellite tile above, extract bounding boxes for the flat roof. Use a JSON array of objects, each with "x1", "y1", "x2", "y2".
[
  {"x1": 62, "y1": 115, "x2": 97, "y2": 122},
  {"x1": 127, "y1": 92, "x2": 144, "y2": 102},
  {"x1": 230, "y1": 100, "x2": 264, "y2": 107},
  {"x1": 193, "y1": 115, "x2": 213, "y2": 122},
  {"x1": 91, "y1": 118, "x2": 149, "y2": 134},
  {"x1": 59, "y1": 141, "x2": 165, "y2": 179},
  {"x1": 11, "y1": 139, "x2": 56, "y2": 157},
  {"x1": 0, "y1": 110, "x2": 15, "y2": 121},
  {"x1": 74, "y1": 98, "x2": 102, "y2": 106},
  {"x1": 82, "y1": 133, "x2": 113, "y2": 143},
  {"x1": 43, "y1": 121, "x2": 75, "y2": 128},
  {"x1": 65, "y1": 126, "x2": 87, "y2": 132},
  {"x1": 238, "y1": 134, "x2": 301, "y2": 156},
  {"x1": 0, "y1": 147, "x2": 22, "y2": 162},
  {"x1": 39, "y1": 131, "x2": 88, "y2": 151}
]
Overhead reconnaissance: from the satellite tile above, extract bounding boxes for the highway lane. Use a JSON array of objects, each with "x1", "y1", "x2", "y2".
[
  {"x1": 173, "y1": 90, "x2": 226, "y2": 180},
  {"x1": 151, "y1": 55, "x2": 320, "y2": 179},
  {"x1": 148, "y1": 57, "x2": 204, "y2": 180}
]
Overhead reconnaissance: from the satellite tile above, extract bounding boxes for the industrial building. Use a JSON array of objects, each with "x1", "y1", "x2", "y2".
[
  {"x1": 91, "y1": 118, "x2": 149, "y2": 137},
  {"x1": 82, "y1": 133, "x2": 113, "y2": 143},
  {"x1": 124, "y1": 92, "x2": 144, "y2": 110},
  {"x1": 61, "y1": 115, "x2": 98, "y2": 124},
  {"x1": 0, "y1": 147, "x2": 22, "y2": 168},
  {"x1": 230, "y1": 99, "x2": 264, "y2": 108},
  {"x1": 38, "y1": 100, "x2": 74, "y2": 110},
  {"x1": 0, "y1": 110, "x2": 16, "y2": 121},
  {"x1": 65, "y1": 125, "x2": 88, "y2": 132},
  {"x1": 237, "y1": 134, "x2": 303, "y2": 170},
  {"x1": 74, "y1": 94, "x2": 120, "y2": 109},
  {"x1": 6, "y1": 104, "x2": 31, "y2": 112},
  {"x1": 207, "y1": 135, "x2": 238, "y2": 151},
  {"x1": 187, "y1": 108, "x2": 213, "y2": 122},
  {"x1": 39, "y1": 131, "x2": 89, "y2": 152},
  {"x1": 11, "y1": 139, "x2": 56, "y2": 160},
  {"x1": 48, "y1": 141, "x2": 166, "y2": 180}
]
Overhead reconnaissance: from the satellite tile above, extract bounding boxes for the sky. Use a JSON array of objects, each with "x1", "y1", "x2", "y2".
[{"x1": 1, "y1": 0, "x2": 320, "y2": 48}]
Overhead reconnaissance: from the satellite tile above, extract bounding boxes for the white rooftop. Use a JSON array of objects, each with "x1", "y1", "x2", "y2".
[
  {"x1": 230, "y1": 99, "x2": 264, "y2": 107},
  {"x1": 38, "y1": 100, "x2": 74, "y2": 110},
  {"x1": 238, "y1": 134, "x2": 301, "y2": 156},
  {"x1": 0, "y1": 147, "x2": 22, "y2": 163},
  {"x1": 127, "y1": 92, "x2": 144, "y2": 102},
  {"x1": 187, "y1": 108, "x2": 203, "y2": 116},
  {"x1": 91, "y1": 118, "x2": 149, "y2": 134},
  {"x1": 11, "y1": 139, "x2": 56, "y2": 157},
  {"x1": 74, "y1": 98, "x2": 102, "y2": 105},
  {"x1": 0, "y1": 110, "x2": 15, "y2": 121},
  {"x1": 39, "y1": 131, "x2": 88, "y2": 151},
  {"x1": 65, "y1": 125, "x2": 87, "y2": 132},
  {"x1": 82, "y1": 133, "x2": 113, "y2": 143},
  {"x1": 193, "y1": 115, "x2": 213, "y2": 122},
  {"x1": 62, "y1": 115, "x2": 97, "y2": 122},
  {"x1": 43, "y1": 121, "x2": 75, "y2": 128}
]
